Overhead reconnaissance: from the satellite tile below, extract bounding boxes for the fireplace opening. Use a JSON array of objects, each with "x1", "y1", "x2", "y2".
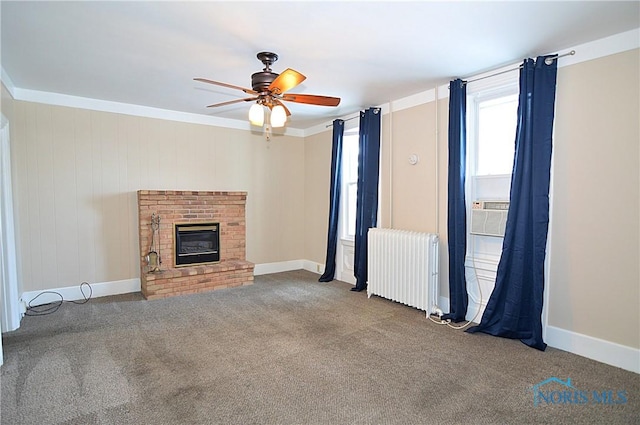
[{"x1": 174, "y1": 222, "x2": 220, "y2": 267}]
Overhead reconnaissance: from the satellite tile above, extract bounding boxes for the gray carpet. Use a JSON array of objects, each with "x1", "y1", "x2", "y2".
[{"x1": 1, "y1": 270, "x2": 638, "y2": 424}]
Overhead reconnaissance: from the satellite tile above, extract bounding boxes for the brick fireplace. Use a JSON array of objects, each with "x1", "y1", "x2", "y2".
[{"x1": 137, "y1": 190, "x2": 254, "y2": 299}]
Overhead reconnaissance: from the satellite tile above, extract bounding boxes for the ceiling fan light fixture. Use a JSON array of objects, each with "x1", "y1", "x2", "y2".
[
  {"x1": 248, "y1": 103, "x2": 264, "y2": 126},
  {"x1": 270, "y1": 104, "x2": 287, "y2": 128}
]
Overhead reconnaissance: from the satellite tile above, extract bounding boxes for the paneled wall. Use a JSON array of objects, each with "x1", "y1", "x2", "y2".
[{"x1": 10, "y1": 101, "x2": 305, "y2": 292}]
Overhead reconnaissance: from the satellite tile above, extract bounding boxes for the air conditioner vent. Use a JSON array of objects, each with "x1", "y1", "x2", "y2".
[{"x1": 470, "y1": 200, "x2": 509, "y2": 237}]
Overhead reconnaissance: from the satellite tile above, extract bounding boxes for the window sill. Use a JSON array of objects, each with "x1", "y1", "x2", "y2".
[{"x1": 340, "y1": 238, "x2": 355, "y2": 247}]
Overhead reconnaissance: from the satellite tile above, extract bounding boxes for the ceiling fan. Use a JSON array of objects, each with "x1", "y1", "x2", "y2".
[{"x1": 195, "y1": 52, "x2": 341, "y2": 128}]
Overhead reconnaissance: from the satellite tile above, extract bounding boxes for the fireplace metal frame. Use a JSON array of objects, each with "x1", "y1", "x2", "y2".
[{"x1": 173, "y1": 222, "x2": 220, "y2": 267}]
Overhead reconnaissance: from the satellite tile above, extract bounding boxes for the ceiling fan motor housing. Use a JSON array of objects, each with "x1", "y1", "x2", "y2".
[
  {"x1": 251, "y1": 70, "x2": 278, "y2": 93},
  {"x1": 252, "y1": 52, "x2": 279, "y2": 93}
]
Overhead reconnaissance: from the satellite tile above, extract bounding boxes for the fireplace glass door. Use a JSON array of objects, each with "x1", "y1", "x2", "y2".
[{"x1": 174, "y1": 223, "x2": 220, "y2": 266}]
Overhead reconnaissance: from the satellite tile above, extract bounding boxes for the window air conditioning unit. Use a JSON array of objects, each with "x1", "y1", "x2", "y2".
[{"x1": 470, "y1": 200, "x2": 510, "y2": 237}]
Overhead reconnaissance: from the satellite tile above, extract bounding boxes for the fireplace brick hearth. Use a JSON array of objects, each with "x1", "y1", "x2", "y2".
[{"x1": 137, "y1": 190, "x2": 254, "y2": 299}]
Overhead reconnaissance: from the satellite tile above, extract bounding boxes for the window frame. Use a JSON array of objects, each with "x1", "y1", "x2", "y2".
[
  {"x1": 467, "y1": 83, "x2": 519, "y2": 181},
  {"x1": 340, "y1": 124, "x2": 360, "y2": 242},
  {"x1": 465, "y1": 80, "x2": 519, "y2": 263}
]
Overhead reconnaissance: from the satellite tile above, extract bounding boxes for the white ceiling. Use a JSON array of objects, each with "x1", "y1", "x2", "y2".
[{"x1": 2, "y1": 1, "x2": 639, "y2": 130}]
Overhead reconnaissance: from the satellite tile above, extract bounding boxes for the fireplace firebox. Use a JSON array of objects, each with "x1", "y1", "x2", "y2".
[{"x1": 174, "y1": 222, "x2": 220, "y2": 267}]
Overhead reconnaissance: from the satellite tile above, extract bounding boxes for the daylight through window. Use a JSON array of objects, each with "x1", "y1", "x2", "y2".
[{"x1": 475, "y1": 93, "x2": 518, "y2": 176}]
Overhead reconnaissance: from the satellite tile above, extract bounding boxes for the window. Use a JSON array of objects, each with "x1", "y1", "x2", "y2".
[
  {"x1": 476, "y1": 94, "x2": 518, "y2": 176},
  {"x1": 341, "y1": 130, "x2": 359, "y2": 239},
  {"x1": 464, "y1": 75, "x2": 519, "y2": 319},
  {"x1": 467, "y1": 85, "x2": 519, "y2": 260},
  {"x1": 468, "y1": 86, "x2": 519, "y2": 202},
  {"x1": 336, "y1": 124, "x2": 360, "y2": 285}
]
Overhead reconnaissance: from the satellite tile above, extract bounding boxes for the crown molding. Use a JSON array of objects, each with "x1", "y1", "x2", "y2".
[
  {"x1": 1, "y1": 67, "x2": 16, "y2": 98},
  {"x1": 5, "y1": 86, "x2": 305, "y2": 137},
  {"x1": 2, "y1": 28, "x2": 637, "y2": 139}
]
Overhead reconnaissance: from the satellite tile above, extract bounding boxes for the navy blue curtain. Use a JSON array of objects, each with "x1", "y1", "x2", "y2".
[
  {"x1": 319, "y1": 119, "x2": 345, "y2": 282},
  {"x1": 352, "y1": 108, "x2": 381, "y2": 292},
  {"x1": 467, "y1": 56, "x2": 558, "y2": 350},
  {"x1": 443, "y1": 78, "x2": 469, "y2": 322}
]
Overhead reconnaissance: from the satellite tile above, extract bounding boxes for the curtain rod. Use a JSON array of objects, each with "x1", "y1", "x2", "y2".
[
  {"x1": 463, "y1": 50, "x2": 575, "y2": 85},
  {"x1": 325, "y1": 51, "x2": 575, "y2": 128},
  {"x1": 324, "y1": 113, "x2": 360, "y2": 128}
]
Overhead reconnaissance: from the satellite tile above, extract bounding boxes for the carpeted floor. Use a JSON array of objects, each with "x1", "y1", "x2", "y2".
[{"x1": 1, "y1": 270, "x2": 638, "y2": 424}]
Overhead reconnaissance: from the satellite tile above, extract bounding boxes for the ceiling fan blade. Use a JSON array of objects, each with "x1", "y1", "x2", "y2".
[
  {"x1": 281, "y1": 93, "x2": 341, "y2": 107},
  {"x1": 195, "y1": 78, "x2": 258, "y2": 95},
  {"x1": 206, "y1": 97, "x2": 257, "y2": 108},
  {"x1": 269, "y1": 68, "x2": 306, "y2": 95},
  {"x1": 272, "y1": 99, "x2": 291, "y2": 116}
]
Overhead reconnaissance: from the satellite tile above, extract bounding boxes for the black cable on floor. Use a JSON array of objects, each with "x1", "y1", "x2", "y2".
[{"x1": 24, "y1": 281, "x2": 93, "y2": 316}]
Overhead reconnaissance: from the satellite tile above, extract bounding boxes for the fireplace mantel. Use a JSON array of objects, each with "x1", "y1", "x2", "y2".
[{"x1": 137, "y1": 190, "x2": 254, "y2": 299}]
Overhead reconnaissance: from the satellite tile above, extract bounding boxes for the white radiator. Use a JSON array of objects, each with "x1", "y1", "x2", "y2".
[{"x1": 367, "y1": 228, "x2": 439, "y2": 317}]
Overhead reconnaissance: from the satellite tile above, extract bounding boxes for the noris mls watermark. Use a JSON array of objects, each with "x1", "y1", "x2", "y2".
[{"x1": 530, "y1": 377, "x2": 628, "y2": 407}]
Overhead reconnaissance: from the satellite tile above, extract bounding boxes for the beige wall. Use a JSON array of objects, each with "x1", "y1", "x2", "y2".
[
  {"x1": 9, "y1": 101, "x2": 305, "y2": 292},
  {"x1": 381, "y1": 102, "x2": 451, "y2": 300},
  {"x1": 302, "y1": 49, "x2": 639, "y2": 350},
  {"x1": 303, "y1": 129, "x2": 332, "y2": 267},
  {"x1": 385, "y1": 102, "x2": 439, "y2": 233},
  {"x1": 549, "y1": 49, "x2": 639, "y2": 348}
]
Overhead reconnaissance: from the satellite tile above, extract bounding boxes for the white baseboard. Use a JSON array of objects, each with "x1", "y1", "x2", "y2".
[
  {"x1": 20, "y1": 278, "x2": 141, "y2": 309},
  {"x1": 254, "y1": 259, "x2": 324, "y2": 276},
  {"x1": 302, "y1": 260, "x2": 323, "y2": 275},
  {"x1": 437, "y1": 296, "x2": 449, "y2": 313},
  {"x1": 300, "y1": 260, "x2": 357, "y2": 284},
  {"x1": 546, "y1": 325, "x2": 639, "y2": 374},
  {"x1": 16, "y1": 266, "x2": 638, "y2": 374},
  {"x1": 253, "y1": 260, "x2": 304, "y2": 276},
  {"x1": 434, "y1": 295, "x2": 483, "y2": 323},
  {"x1": 465, "y1": 294, "x2": 487, "y2": 324},
  {"x1": 437, "y1": 295, "x2": 638, "y2": 373},
  {"x1": 20, "y1": 261, "x2": 317, "y2": 308}
]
